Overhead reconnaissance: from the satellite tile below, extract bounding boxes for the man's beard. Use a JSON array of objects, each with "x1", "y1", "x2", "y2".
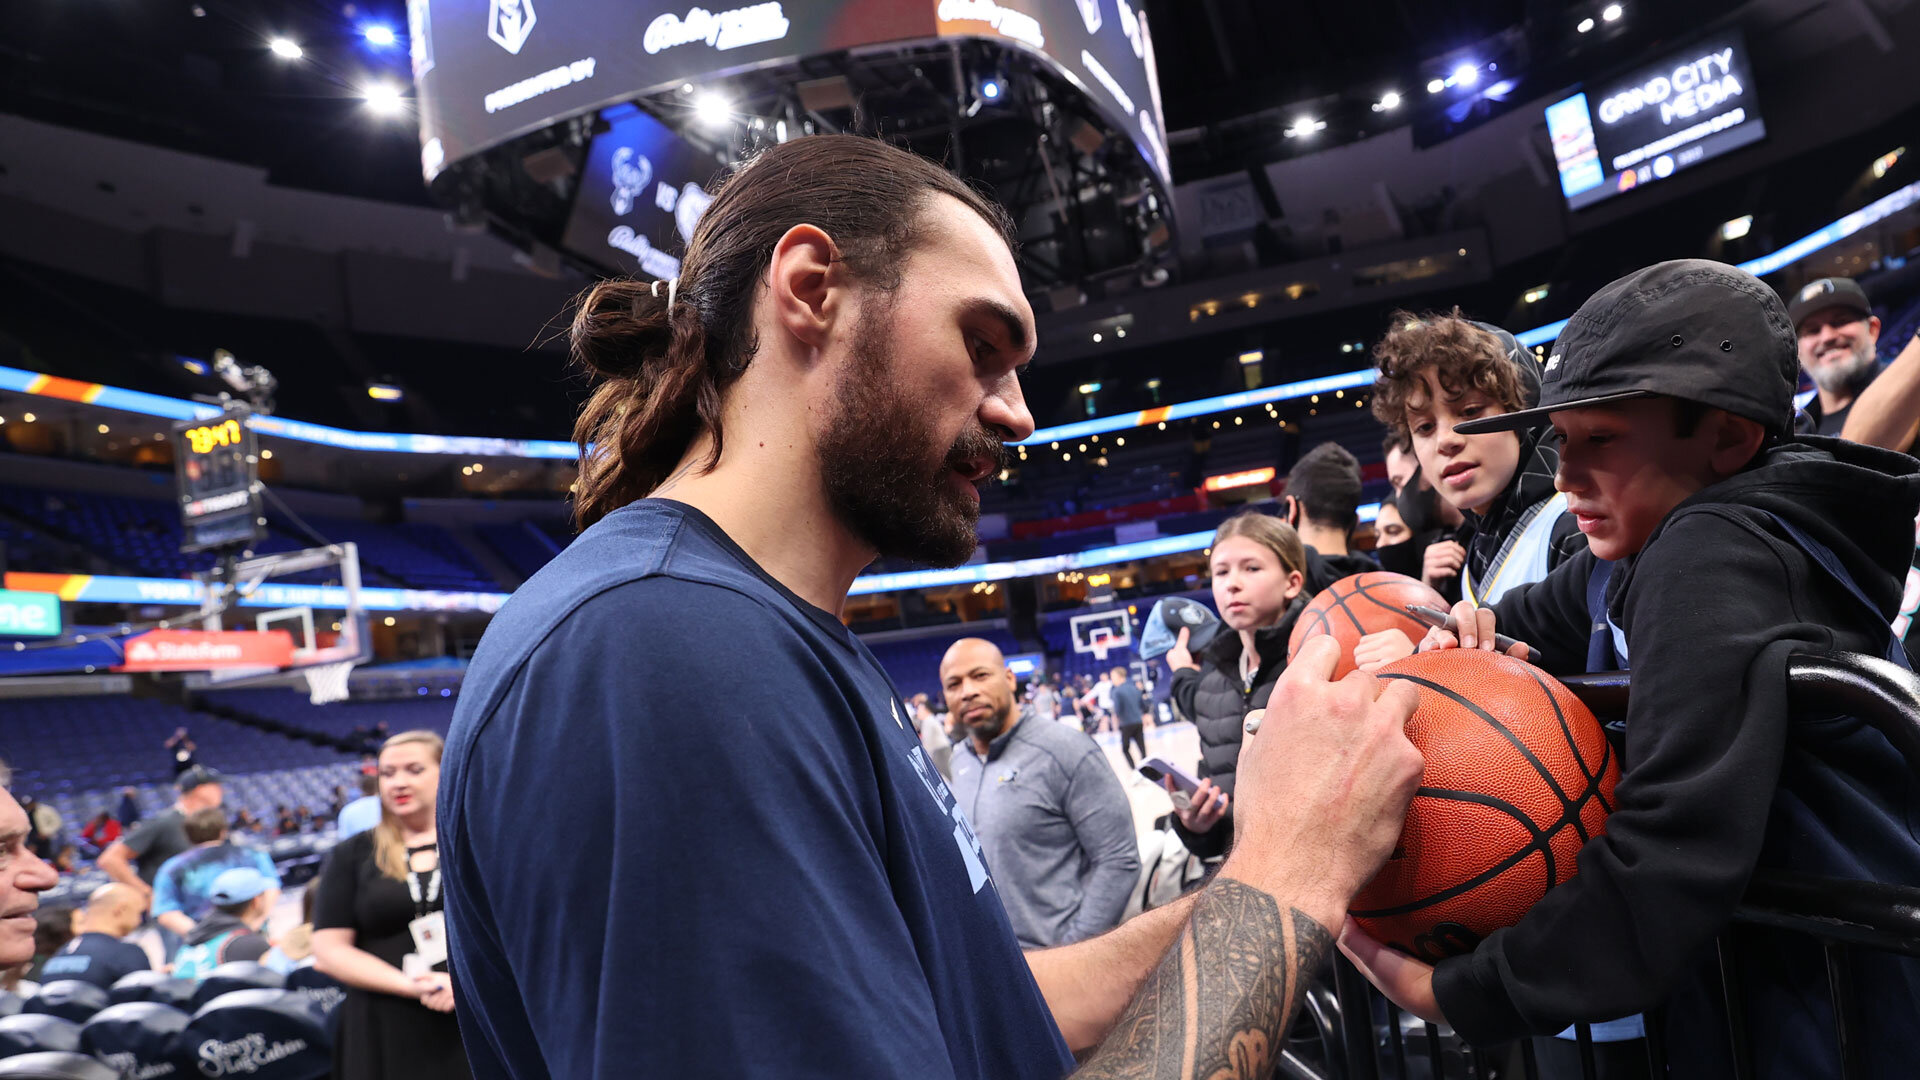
[
  {"x1": 962, "y1": 701, "x2": 1014, "y2": 743},
  {"x1": 1809, "y1": 340, "x2": 1877, "y2": 394},
  {"x1": 819, "y1": 300, "x2": 1008, "y2": 567}
]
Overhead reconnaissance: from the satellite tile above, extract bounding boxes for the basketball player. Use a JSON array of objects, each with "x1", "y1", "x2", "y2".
[
  {"x1": 440, "y1": 135, "x2": 1425, "y2": 1078},
  {"x1": 1344, "y1": 260, "x2": 1920, "y2": 1078}
]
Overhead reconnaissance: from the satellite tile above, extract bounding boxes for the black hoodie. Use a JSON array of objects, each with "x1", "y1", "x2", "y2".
[
  {"x1": 1458, "y1": 323, "x2": 1586, "y2": 594},
  {"x1": 1432, "y1": 436, "x2": 1920, "y2": 1077}
]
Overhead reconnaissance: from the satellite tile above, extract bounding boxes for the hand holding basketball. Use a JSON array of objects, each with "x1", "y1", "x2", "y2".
[
  {"x1": 1222, "y1": 636, "x2": 1425, "y2": 927},
  {"x1": 1354, "y1": 629, "x2": 1417, "y2": 673},
  {"x1": 1338, "y1": 918, "x2": 1443, "y2": 1023}
]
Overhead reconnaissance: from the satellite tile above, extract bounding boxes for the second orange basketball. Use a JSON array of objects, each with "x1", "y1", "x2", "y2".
[{"x1": 1287, "y1": 572, "x2": 1447, "y2": 679}]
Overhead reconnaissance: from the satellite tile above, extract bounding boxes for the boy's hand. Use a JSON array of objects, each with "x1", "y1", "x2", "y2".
[
  {"x1": 1422, "y1": 540, "x2": 1465, "y2": 589},
  {"x1": 1418, "y1": 600, "x2": 1494, "y2": 652},
  {"x1": 1337, "y1": 918, "x2": 1446, "y2": 1024},
  {"x1": 1354, "y1": 629, "x2": 1417, "y2": 672}
]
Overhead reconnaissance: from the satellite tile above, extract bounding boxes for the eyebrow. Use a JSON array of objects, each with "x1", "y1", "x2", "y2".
[
  {"x1": 963, "y1": 298, "x2": 1035, "y2": 361},
  {"x1": 0, "y1": 827, "x2": 23, "y2": 849}
]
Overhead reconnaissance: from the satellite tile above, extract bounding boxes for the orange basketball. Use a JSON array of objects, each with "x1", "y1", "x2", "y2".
[
  {"x1": 1351, "y1": 649, "x2": 1619, "y2": 962},
  {"x1": 1287, "y1": 572, "x2": 1447, "y2": 679}
]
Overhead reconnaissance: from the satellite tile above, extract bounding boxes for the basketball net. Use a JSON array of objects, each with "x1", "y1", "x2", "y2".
[
  {"x1": 302, "y1": 661, "x2": 355, "y2": 706},
  {"x1": 1089, "y1": 629, "x2": 1113, "y2": 664}
]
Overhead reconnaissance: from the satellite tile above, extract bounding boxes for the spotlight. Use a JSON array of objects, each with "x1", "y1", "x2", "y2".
[
  {"x1": 1602, "y1": 3, "x2": 1624, "y2": 21},
  {"x1": 362, "y1": 83, "x2": 405, "y2": 117},
  {"x1": 980, "y1": 78, "x2": 1003, "y2": 100},
  {"x1": 268, "y1": 37, "x2": 303, "y2": 60},
  {"x1": 775, "y1": 119, "x2": 788, "y2": 142},
  {"x1": 1283, "y1": 117, "x2": 1326, "y2": 139},
  {"x1": 1427, "y1": 78, "x2": 1445, "y2": 95},
  {"x1": 362, "y1": 24, "x2": 398, "y2": 47},
  {"x1": 693, "y1": 92, "x2": 733, "y2": 128},
  {"x1": 1577, "y1": 16, "x2": 1596, "y2": 32},
  {"x1": 1721, "y1": 215, "x2": 1753, "y2": 241},
  {"x1": 1452, "y1": 64, "x2": 1479, "y2": 87},
  {"x1": 1092, "y1": 333, "x2": 1103, "y2": 343},
  {"x1": 1372, "y1": 91, "x2": 1401, "y2": 112}
]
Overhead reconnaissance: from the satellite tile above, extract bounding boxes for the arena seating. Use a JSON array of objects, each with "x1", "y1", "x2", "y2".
[
  {"x1": 476, "y1": 521, "x2": 564, "y2": 581},
  {"x1": 201, "y1": 687, "x2": 456, "y2": 742}
]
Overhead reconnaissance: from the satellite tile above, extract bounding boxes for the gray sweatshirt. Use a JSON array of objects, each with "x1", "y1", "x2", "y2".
[{"x1": 950, "y1": 707, "x2": 1141, "y2": 948}]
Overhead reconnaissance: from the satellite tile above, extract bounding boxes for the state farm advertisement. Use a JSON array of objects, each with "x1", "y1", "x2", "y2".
[{"x1": 116, "y1": 629, "x2": 296, "y2": 672}]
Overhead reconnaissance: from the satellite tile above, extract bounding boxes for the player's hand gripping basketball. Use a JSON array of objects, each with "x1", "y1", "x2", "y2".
[
  {"x1": 1223, "y1": 636, "x2": 1424, "y2": 930},
  {"x1": 1417, "y1": 600, "x2": 1535, "y2": 659},
  {"x1": 1353, "y1": 628, "x2": 1417, "y2": 673}
]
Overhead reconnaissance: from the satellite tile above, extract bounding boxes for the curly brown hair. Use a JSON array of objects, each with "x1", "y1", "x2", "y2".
[{"x1": 1369, "y1": 308, "x2": 1526, "y2": 439}]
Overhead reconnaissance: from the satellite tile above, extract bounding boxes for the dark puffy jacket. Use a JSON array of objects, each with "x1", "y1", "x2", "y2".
[{"x1": 1166, "y1": 599, "x2": 1304, "y2": 858}]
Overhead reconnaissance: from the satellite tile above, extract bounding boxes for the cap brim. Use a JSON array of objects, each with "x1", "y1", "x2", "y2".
[{"x1": 1451, "y1": 388, "x2": 1662, "y2": 434}]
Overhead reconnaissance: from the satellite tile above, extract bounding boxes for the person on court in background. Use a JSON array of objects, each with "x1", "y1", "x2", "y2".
[
  {"x1": 1284, "y1": 441, "x2": 1379, "y2": 593},
  {"x1": 1108, "y1": 665, "x2": 1149, "y2": 772},
  {"x1": 942, "y1": 638, "x2": 1138, "y2": 949},
  {"x1": 38, "y1": 884, "x2": 150, "y2": 991},
  {"x1": 96, "y1": 764, "x2": 224, "y2": 956},
  {"x1": 440, "y1": 134, "x2": 1425, "y2": 1078},
  {"x1": 1163, "y1": 512, "x2": 1313, "y2": 864}
]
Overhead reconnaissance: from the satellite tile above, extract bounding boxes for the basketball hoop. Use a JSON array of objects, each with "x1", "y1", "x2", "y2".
[
  {"x1": 303, "y1": 661, "x2": 356, "y2": 706},
  {"x1": 1089, "y1": 629, "x2": 1114, "y2": 664}
]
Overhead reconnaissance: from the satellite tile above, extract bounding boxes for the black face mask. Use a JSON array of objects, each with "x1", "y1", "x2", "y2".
[
  {"x1": 1396, "y1": 481, "x2": 1446, "y2": 537},
  {"x1": 1373, "y1": 537, "x2": 1425, "y2": 579}
]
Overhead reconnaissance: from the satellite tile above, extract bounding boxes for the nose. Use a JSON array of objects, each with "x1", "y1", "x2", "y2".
[
  {"x1": 17, "y1": 847, "x2": 59, "y2": 893},
  {"x1": 982, "y1": 372, "x2": 1035, "y2": 443}
]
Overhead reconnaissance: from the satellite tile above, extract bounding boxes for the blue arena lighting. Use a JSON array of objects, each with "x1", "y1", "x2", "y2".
[
  {"x1": 362, "y1": 24, "x2": 398, "y2": 47},
  {"x1": 981, "y1": 79, "x2": 1004, "y2": 100},
  {"x1": 3, "y1": 180, "x2": 1909, "y2": 461}
]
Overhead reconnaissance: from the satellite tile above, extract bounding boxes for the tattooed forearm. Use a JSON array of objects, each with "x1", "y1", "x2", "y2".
[{"x1": 1075, "y1": 879, "x2": 1335, "y2": 1080}]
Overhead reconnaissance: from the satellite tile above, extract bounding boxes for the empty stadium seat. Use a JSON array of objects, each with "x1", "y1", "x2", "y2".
[{"x1": 19, "y1": 985, "x2": 106, "y2": 1027}]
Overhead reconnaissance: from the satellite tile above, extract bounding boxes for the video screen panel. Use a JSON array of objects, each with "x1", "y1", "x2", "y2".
[
  {"x1": 559, "y1": 104, "x2": 724, "y2": 279},
  {"x1": 410, "y1": 0, "x2": 1167, "y2": 189},
  {"x1": 1545, "y1": 28, "x2": 1765, "y2": 211}
]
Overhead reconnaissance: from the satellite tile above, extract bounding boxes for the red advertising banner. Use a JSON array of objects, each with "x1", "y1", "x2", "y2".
[
  {"x1": 116, "y1": 629, "x2": 296, "y2": 672},
  {"x1": 1009, "y1": 493, "x2": 1205, "y2": 540}
]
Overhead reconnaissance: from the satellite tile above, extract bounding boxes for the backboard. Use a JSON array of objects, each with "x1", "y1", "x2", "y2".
[{"x1": 1070, "y1": 610, "x2": 1132, "y2": 662}]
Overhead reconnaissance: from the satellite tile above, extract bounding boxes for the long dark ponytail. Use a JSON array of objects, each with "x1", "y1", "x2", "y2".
[{"x1": 567, "y1": 134, "x2": 1015, "y2": 529}]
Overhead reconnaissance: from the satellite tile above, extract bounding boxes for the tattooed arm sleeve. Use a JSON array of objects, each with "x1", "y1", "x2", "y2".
[{"x1": 1074, "y1": 878, "x2": 1335, "y2": 1080}]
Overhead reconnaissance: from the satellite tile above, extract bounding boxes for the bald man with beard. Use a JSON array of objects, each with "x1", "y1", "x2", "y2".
[
  {"x1": 39, "y1": 883, "x2": 152, "y2": 990},
  {"x1": 942, "y1": 638, "x2": 1140, "y2": 949}
]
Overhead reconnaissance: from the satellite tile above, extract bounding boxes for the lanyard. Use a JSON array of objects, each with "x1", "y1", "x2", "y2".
[{"x1": 406, "y1": 843, "x2": 440, "y2": 919}]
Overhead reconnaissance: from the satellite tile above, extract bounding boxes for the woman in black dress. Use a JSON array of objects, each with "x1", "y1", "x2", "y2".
[{"x1": 312, "y1": 730, "x2": 471, "y2": 1079}]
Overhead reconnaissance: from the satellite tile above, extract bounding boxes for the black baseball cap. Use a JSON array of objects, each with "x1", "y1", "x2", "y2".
[
  {"x1": 1454, "y1": 259, "x2": 1797, "y2": 436},
  {"x1": 1786, "y1": 276, "x2": 1873, "y2": 329},
  {"x1": 174, "y1": 764, "x2": 224, "y2": 792}
]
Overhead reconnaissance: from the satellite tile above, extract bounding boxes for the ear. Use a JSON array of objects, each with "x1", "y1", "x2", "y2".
[
  {"x1": 1708, "y1": 411, "x2": 1767, "y2": 478},
  {"x1": 1283, "y1": 569, "x2": 1306, "y2": 599},
  {"x1": 765, "y1": 223, "x2": 846, "y2": 353}
]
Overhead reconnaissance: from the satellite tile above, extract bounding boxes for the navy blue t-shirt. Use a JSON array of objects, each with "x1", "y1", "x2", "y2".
[
  {"x1": 38, "y1": 932, "x2": 150, "y2": 991},
  {"x1": 441, "y1": 501, "x2": 1074, "y2": 1079}
]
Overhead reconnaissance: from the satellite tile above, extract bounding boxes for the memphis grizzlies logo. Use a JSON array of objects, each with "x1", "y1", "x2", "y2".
[
  {"x1": 609, "y1": 148, "x2": 652, "y2": 216},
  {"x1": 905, "y1": 743, "x2": 991, "y2": 894},
  {"x1": 488, "y1": 0, "x2": 536, "y2": 55}
]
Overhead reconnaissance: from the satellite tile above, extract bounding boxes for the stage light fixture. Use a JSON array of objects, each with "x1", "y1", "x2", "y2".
[
  {"x1": 1577, "y1": 16, "x2": 1596, "y2": 32},
  {"x1": 269, "y1": 37, "x2": 303, "y2": 60},
  {"x1": 1372, "y1": 91, "x2": 1401, "y2": 112},
  {"x1": 694, "y1": 92, "x2": 733, "y2": 128},
  {"x1": 981, "y1": 78, "x2": 1004, "y2": 100},
  {"x1": 1452, "y1": 64, "x2": 1479, "y2": 87},
  {"x1": 363, "y1": 83, "x2": 405, "y2": 116},
  {"x1": 1283, "y1": 117, "x2": 1326, "y2": 139},
  {"x1": 1721, "y1": 215, "x2": 1753, "y2": 241},
  {"x1": 362, "y1": 24, "x2": 397, "y2": 47},
  {"x1": 1427, "y1": 78, "x2": 1445, "y2": 94},
  {"x1": 1602, "y1": 3, "x2": 1624, "y2": 21}
]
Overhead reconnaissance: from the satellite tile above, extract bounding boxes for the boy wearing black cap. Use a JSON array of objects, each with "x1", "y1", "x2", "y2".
[{"x1": 1341, "y1": 259, "x2": 1920, "y2": 1078}]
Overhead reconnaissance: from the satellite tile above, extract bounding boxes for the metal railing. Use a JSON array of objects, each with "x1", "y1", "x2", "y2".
[{"x1": 1278, "y1": 653, "x2": 1920, "y2": 1080}]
